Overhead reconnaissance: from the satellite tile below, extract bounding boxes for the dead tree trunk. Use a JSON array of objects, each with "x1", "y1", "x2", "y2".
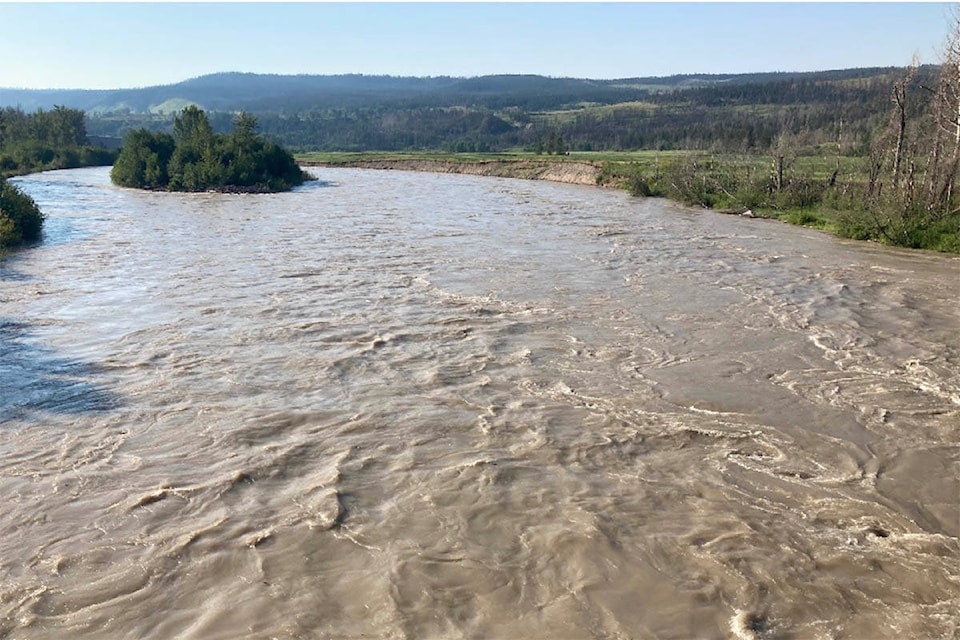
[{"x1": 891, "y1": 82, "x2": 907, "y2": 196}]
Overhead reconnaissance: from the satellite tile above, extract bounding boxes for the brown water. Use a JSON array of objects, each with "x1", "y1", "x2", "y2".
[{"x1": 1, "y1": 166, "x2": 958, "y2": 640}]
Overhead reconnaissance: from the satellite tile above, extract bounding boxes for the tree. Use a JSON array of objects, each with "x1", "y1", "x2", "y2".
[
  {"x1": 0, "y1": 105, "x2": 105, "y2": 177},
  {"x1": 844, "y1": 16, "x2": 960, "y2": 250},
  {"x1": 544, "y1": 130, "x2": 566, "y2": 155},
  {"x1": 926, "y1": 10, "x2": 960, "y2": 215},
  {"x1": 173, "y1": 105, "x2": 213, "y2": 145},
  {"x1": 49, "y1": 105, "x2": 87, "y2": 148},
  {"x1": 111, "y1": 106, "x2": 308, "y2": 193},
  {"x1": 110, "y1": 130, "x2": 175, "y2": 189},
  {"x1": 233, "y1": 111, "x2": 258, "y2": 141}
]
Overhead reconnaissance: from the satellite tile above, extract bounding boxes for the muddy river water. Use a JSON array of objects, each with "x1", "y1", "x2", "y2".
[{"x1": 1, "y1": 166, "x2": 958, "y2": 639}]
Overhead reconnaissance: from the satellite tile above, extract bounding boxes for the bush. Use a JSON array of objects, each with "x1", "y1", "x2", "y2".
[
  {"x1": 0, "y1": 178, "x2": 44, "y2": 247},
  {"x1": 660, "y1": 156, "x2": 726, "y2": 207},
  {"x1": 771, "y1": 175, "x2": 824, "y2": 210},
  {"x1": 79, "y1": 146, "x2": 119, "y2": 167},
  {"x1": 781, "y1": 208, "x2": 830, "y2": 229},
  {"x1": 111, "y1": 130, "x2": 176, "y2": 189}
]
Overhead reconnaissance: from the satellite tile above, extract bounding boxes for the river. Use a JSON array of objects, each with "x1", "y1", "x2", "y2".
[{"x1": 1, "y1": 166, "x2": 958, "y2": 639}]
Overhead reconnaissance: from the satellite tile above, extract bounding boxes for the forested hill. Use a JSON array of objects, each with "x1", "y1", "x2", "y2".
[
  {"x1": 0, "y1": 67, "x2": 935, "y2": 155},
  {"x1": 0, "y1": 68, "x2": 907, "y2": 114}
]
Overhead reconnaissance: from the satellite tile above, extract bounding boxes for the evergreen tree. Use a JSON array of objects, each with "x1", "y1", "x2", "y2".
[
  {"x1": 111, "y1": 106, "x2": 308, "y2": 193},
  {"x1": 232, "y1": 111, "x2": 258, "y2": 141},
  {"x1": 173, "y1": 105, "x2": 213, "y2": 145}
]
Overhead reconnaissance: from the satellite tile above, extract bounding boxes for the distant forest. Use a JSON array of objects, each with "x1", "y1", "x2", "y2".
[
  {"x1": 59, "y1": 68, "x2": 941, "y2": 155},
  {"x1": 0, "y1": 67, "x2": 939, "y2": 156}
]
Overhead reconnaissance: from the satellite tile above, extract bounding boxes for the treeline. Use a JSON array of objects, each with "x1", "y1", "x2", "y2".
[
  {"x1": 82, "y1": 67, "x2": 920, "y2": 157},
  {"x1": 0, "y1": 106, "x2": 117, "y2": 177},
  {"x1": 111, "y1": 106, "x2": 310, "y2": 192}
]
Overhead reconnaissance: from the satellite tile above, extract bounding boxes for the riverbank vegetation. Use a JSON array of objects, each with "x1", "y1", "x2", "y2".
[
  {"x1": 600, "y1": 152, "x2": 958, "y2": 253},
  {"x1": 0, "y1": 106, "x2": 118, "y2": 178},
  {"x1": 603, "y1": 30, "x2": 960, "y2": 253},
  {"x1": 0, "y1": 177, "x2": 44, "y2": 249},
  {"x1": 111, "y1": 106, "x2": 310, "y2": 192}
]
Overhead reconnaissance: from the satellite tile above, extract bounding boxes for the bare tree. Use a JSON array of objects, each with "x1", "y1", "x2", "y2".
[
  {"x1": 929, "y1": 9, "x2": 960, "y2": 214},
  {"x1": 889, "y1": 59, "x2": 918, "y2": 196},
  {"x1": 859, "y1": 12, "x2": 960, "y2": 246}
]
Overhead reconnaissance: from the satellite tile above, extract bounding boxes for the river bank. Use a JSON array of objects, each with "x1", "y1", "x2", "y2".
[
  {"x1": 302, "y1": 155, "x2": 959, "y2": 254},
  {"x1": 300, "y1": 158, "x2": 607, "y2": 187}
]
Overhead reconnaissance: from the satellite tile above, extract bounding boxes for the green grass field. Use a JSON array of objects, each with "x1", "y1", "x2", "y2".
[{"x1": 297, "y1": 150, "x2": 864, "y2": 174}]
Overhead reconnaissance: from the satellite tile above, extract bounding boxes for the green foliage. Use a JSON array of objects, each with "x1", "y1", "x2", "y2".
[
  {"x1": 173, "y1": 105, "x2": 214, "y2": 145},
  {"x1": 832, "y1": 192, "x2": 960, "y2": 251},
  {"x1": 446, "y1": 138, "x2": 491, "y2": 153},
  {"x1": 597, "y1": 162, "x2": 665, "y2": 197},
  {"x1": 76, "y1": 67, "x2": 927, "y2": 156},
  {"x1": 0, "y1": 177, "x2": 44, "y2": 248},
  {"x1": 779, "y1": 208, "x2": 833, "y2": 229},
  {"x1": 544, "y1": 131, "x2": 566, "y2": 155},
  {"x1": 111, "y1": 130, "x2": 176, "y2": 188},
  {"x1": 112, "y1": 107, "x2": 309, "y2": 193},
  {"x1": 0, "y1": 105, "x2": 117, "y2": 177},
  {"x1": 232, "y1": 111, "x2": 258, "y2": 141}
]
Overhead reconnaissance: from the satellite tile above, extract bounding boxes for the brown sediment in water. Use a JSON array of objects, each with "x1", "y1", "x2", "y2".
[{"x1": 3, "y1": 166, "x2": 958, "y2": 639}]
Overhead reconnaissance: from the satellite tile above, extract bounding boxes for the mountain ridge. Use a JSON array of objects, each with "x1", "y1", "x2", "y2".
[{"x1": 0, "y1": 67, "x2": 910, "y2": 114}]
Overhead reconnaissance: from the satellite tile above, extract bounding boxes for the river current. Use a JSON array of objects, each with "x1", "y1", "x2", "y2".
[{"x1": 1, "y1": 166, "x2": 958, "y2": 639}]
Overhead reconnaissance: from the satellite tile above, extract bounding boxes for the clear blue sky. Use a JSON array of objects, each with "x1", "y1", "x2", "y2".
[{"x1": 0, "y1": 2, "x2": 952, "y2": 89}]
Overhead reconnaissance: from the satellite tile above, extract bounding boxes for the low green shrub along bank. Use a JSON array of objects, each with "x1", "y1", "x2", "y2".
[
  {"x1": 0, "y1": 177, "x2": 44, "y2": 249},
  {"x1": 599, "y1": 154, "x2": 959, "y2": 254}
]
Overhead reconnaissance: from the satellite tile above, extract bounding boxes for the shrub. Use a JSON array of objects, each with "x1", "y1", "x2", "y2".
[{"x1": 0, "y1": 178, "x2": 44, "y2": 247}]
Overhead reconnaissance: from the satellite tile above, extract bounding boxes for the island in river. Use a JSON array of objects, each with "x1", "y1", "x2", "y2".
[{"x1": 111, "y1": 106, "x2": 311, "y2": 194}]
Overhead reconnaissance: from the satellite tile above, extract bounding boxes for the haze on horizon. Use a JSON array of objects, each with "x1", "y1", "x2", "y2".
[{"x1": 0, "y1": 2, "x2": 952, "y2": 91}]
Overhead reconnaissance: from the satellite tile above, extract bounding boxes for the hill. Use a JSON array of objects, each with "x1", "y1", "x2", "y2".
[
  {"x1": 0, "y1": 67, "x2": 935, "y2": 155},
  {"x1": 0, "y1": 68, "x2": 906, "y2": 114}
]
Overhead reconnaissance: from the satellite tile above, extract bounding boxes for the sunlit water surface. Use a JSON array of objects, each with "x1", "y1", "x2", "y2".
[{"x1": 1, "y1": 166, "x2": 958, "y2": 639}]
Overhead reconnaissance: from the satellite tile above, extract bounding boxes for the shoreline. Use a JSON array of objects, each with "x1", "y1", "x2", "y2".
[
  {"x1": 302, "y1": 157, "x2": 760, "y2": 218},
  {"x1": 300, "y1": 157, "x2": 958, "y2": 255},
  {"x1": 301, "y1": 158, "x2": 608, "y2": 188}
]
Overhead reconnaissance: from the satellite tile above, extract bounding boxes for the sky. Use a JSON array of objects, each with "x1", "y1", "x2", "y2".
[{"x1": 0, "y1": 2, "x2": 953, "y2": 90}]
